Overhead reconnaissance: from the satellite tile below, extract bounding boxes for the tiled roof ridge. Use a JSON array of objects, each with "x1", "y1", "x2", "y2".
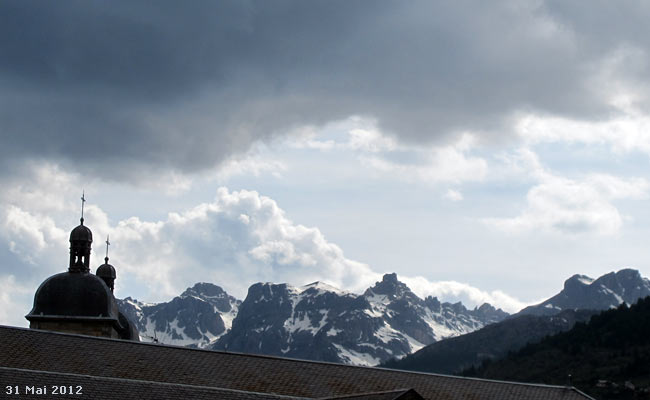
[
  {"x1": 0, "y1": 325, "x2": 594, "y2": 397},
  {"x1": 316, "y1": 388, "x2": 411, "y2": 399},
  {"x1": 0, "y1": 366, "x2": 309, "y2": 399}
]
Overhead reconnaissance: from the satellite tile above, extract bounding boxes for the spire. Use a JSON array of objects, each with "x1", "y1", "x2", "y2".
[
  {"x1": 96, "y1": 234, "x2": 116, "y2": 292},
  {"x1": 80, "y1": 190, "x2": 86, "y2": 225},
  {"x1": 105, "y1": 235, "x2": 110, "y2": 263}
]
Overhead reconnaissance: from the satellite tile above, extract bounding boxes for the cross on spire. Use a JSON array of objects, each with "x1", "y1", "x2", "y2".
[
  {"x1": 105, "y1": 235, "x2": 110, "y2": 262},
  {"x1": 80, "y1": 191, "x2": 86, "y2": 225}
]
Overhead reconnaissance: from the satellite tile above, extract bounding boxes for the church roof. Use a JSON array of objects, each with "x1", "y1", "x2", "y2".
[
  {"x1": 25, "y1": 272, "x2": 120, "y2": 322},
  {"x1": 0, "y1": 366, "x2": 306, "y2": 400},
  {"x1": 0, "y1": 367, "x2": 424, "y2": 400},
  {"x1": 0, "y1": 326, "x2": 594, "y2": 400}
]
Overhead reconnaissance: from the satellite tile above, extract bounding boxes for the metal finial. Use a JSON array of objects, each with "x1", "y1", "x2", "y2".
[
  {"x1": 105, "y1": 235, "x2": 110, "y2": 263},
  {"x1": 80, "y1": 191, "x2": 86, "y2": 225}
]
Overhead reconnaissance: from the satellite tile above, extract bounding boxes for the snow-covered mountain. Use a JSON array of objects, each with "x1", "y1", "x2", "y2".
[
  {"x1": 118, "y1": 269, "x2": 649, "y2": 366},
  {"x1": 211, "y1": 273, "x2": 508, "y2": 366},
  {"x1": 116, "y1": 274, "x2": 507, "y2": 364},
  {"x1": 516, "y1": 268, "x2": 650, "y2": 316},
  {"x1": 117, "y1": 282, "x2": 240, "y2": 348}
]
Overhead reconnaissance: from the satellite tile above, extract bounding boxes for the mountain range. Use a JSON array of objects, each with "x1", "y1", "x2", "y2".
[
  {"x1": 118, "y1": 273, "x2": 507, "y2": 365},
  {"x1": 117, "y1": 268, "x2": 650, "y2": 367},
  {"x1": 212, "y1": 273, "x2": 507, "y2": 365},
  {"x1": 383, "y1": 268, "x2": 650, "y2": 374}
]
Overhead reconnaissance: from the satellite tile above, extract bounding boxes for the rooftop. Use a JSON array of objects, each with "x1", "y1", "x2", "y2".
[{"x1": 0, "y1": 325, "x2": 594, "y2": 400}]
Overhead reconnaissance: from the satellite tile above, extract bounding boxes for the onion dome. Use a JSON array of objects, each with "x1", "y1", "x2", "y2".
[
  {"x1": 70, "y1": 219, "x2": 93, "y2": 242},
  {"x1": 96, "y1": 257, "x2": 116, "y2": 292},
  {"x1": 69, "y1": 218, "x2": 93, "y2": 273},
  {"x1": 26, "y1": 272, "x2": 120, "y2": 322}
]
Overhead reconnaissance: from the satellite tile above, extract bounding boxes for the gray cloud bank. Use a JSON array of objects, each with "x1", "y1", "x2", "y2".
[{"x1": 1, "y1": 0, "x2": 648, "y2": 181}]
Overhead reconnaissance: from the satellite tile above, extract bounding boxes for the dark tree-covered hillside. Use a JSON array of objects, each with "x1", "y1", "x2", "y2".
[
  {"x1": 465, "y1": 297, "x2": 650, "y2": 399},
  {"x1": 381, "y1": 309, "x2": 595, "y2": 374}
]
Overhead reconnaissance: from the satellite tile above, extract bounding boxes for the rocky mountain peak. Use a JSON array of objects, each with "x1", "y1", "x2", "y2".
[
  {"x1": 476, "y1": 303, "x2": 496, "y2": 312},
  {"x1": 475, "y1": 303, "x2": 509, "y2": 321},
  {"x1": 181, "y1": 282, "x2": 239, "y2": 313},
  {"x1": 182, "y1": 282, "x2": 226, "y2": 297},
  {"x1": 564, "y1": 274, "x2": 594, "y2": 289},
  {"x1": 588, "y1": 269, "x2": 649, "y2": 302},
  {"x1": 365, "y1": 273, "x2": 413, "y2": 299},
  {"x1": 562, "y1": 274, "x2": 594, "y2": 300},
  {"x1": 517, "y1": 268, "x2": 650, "y2": 317},
  {"x1": 616, "y1": 268, "x2": 643, "y2": 279},
  {"x1": 246, "y1": 282, "x2": 295, "y2": 302},
  {"x1": 117, "y1": 283, "x2": 240, "y2": 348},
  {"x1": 595, "y1": 268, "x2": 645, "y2": 289},
  {"x1": 424, "y1": 296, "x2": 442, "y2": 309}
]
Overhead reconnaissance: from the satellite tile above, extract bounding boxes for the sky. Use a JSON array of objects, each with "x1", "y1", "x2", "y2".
[{"x1": 3, "y1": 0, "x2": 650, "y2": 327}]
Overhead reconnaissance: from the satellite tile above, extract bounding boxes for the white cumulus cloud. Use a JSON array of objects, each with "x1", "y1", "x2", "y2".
[
  {"x1": 484, "y1": 149, "x2": 649, "y2": 235},
  {"x1": 0, "y1": 163, "x2": 529, "y2": 321},
  {"x1": 402, "y1": 276, "x2": 529, "y2": 314}
]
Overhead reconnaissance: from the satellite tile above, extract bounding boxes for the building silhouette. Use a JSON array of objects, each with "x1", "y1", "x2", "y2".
[{"x1": 25, "y1": 197, "x2": 138, "y2": 340}]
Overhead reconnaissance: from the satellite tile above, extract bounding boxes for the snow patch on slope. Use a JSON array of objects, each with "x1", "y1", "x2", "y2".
[
  {"x1": 333, "y1": 344, "x2": 380, "y2": 366},
  {"x1": 219, "y1": 299, "x2": 240, "y2": 332},
  {"x1": 577, "y1": 276, "x2": 594, "y2": 285},
  {"x1": 301, "y1": 281, "x2": 354, "y2": 297}
]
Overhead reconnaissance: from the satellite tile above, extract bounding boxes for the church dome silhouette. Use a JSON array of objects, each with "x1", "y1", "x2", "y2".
[
  {"x1": 25, "y1": 193, "x2": 139, "y2": 341},
  {"x1": 28, "y1": 271, "x2": 120, "y2": 320},
  {"x1": 96, "y1": 257, "x2": 116, "y2": 292},
  {"x1": 70, "y1": 220, "x2": 92, "y2": 242}
]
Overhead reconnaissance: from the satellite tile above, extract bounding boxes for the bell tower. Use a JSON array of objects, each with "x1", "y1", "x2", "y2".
[{"x1": 69, "y1": 192, "x2": 93, "y2": 273}]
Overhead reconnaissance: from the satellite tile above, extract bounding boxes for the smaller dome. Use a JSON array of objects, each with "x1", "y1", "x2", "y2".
[
  {"x1": 96, "y1": 259, "x2": 116, "y2": 280},
  {"x1": 70, "y1": 220, "x2": 93, "y2": 242}
]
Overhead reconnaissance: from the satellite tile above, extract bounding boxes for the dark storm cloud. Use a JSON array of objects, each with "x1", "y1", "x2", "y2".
[{"x1": 1, "y1": 0, "x2": 648, "y2": 180}]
